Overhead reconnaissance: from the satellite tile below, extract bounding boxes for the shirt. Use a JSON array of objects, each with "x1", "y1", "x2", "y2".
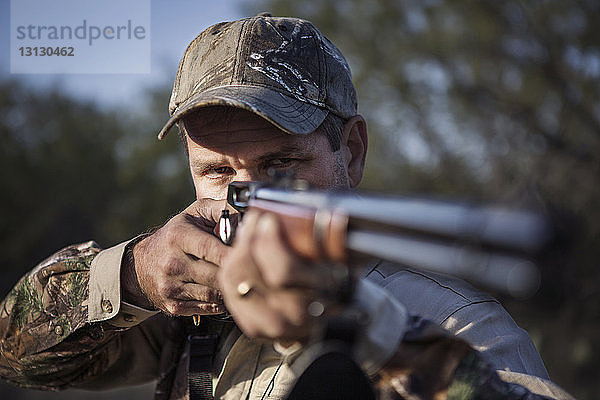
[{"x1": 0, "y1": 240, "x2": 574, "y2": 399}]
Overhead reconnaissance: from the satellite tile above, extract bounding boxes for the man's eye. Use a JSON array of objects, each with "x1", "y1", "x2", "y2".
[
  {"x1": 269, "y1": 158, "x2": 296, "y2": 169},
  {"x1": 204, "y1": 166, "x2": 234, "y2": 179}
]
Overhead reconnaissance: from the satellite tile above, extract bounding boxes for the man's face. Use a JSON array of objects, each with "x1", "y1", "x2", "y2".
[{"x1": 183, "y1": 108, "x2": 352, "y2": 200}]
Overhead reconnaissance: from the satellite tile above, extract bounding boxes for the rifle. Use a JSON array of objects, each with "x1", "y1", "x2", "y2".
[
  {"x1": 207, "y1": 179, "x2": 564, "y2": 399},
  {"x1": 195, "y1": 179, "x2": 557, "y2": 400},
  {"x1": 224, "y1": 179, "x2": 553, "y2": 298}
]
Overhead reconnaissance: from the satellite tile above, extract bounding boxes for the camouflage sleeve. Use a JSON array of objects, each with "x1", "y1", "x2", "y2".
[
  {"x1": 0, "y1": 241, "x2": 156, "y2": 390},
  {"x1": 374, "y1": 316, "x2": 573, "y2": 400}
]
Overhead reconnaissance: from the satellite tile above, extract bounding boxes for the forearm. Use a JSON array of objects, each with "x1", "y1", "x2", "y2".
[
  {"x1": 374, "y1": 317, "x2": 569, "y2": 400},
  {"x1": 339, "y1": 280, "x2": 572, "y2": 400},
  {"x1": 0, "y1": 240, "x2": 160, "y2": 390}
]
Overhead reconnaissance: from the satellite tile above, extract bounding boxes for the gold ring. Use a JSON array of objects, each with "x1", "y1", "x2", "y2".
[{"x1": 237, "y1": 281, "x2": 254, "y2": 297}]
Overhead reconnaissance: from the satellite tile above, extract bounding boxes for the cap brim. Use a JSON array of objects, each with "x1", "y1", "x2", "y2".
[{"x1": 157, "y1": 85, "x2": 328, "y2": 140}]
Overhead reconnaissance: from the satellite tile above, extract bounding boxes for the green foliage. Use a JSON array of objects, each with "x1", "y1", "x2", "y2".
[
  {"x1": 0, "y1": 79, "x2": 193, "y2": 298},
  {"x1": 0, "y1": 77, "x2": 191, "y2": 397},
  {"x1": 9, "y1": 276, "x2": 43, "y2": 330},
  {"x1": 246, "y1": 1, "x2": 600, "y2": 398}
]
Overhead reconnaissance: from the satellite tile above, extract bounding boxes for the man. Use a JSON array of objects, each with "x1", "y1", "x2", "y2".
[{"x1": 0, "y1": 13, "x2": 573, "y2": 400}]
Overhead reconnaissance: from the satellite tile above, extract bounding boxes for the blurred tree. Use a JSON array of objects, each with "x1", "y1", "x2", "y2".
[
  {"x1": 0, "y1": 80, "x2": 190, "y2": 398},
  {"x1": 0, "y1": 79, "x2": 192, "y2": 308},
  {"x1": 245, "y1": 1, "x2": 600, "y2": 398}
]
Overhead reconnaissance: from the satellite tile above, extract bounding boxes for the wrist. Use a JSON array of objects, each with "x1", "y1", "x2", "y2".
[{"x1": 121, "y1": 235, "x2": 155, "y2": 310}]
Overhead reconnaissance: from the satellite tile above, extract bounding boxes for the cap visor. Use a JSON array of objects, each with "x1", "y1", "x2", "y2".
[{"x1": 157, "y1": 85, "x2": 328, "y2": 139}]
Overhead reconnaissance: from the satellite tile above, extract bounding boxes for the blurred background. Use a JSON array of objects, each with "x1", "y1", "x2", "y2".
[{"x1": 1, "y1": 0, "x2": 598, "y2": 399}]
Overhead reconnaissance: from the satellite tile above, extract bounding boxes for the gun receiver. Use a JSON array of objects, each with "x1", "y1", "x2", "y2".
[{"x1": 226, "y1": 181, "x2": 553, "y2": 298}]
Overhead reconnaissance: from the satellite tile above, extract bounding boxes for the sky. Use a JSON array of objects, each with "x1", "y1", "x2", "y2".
[{"x1": 0, "y1": 0, "x2": 249, "y2": 109}]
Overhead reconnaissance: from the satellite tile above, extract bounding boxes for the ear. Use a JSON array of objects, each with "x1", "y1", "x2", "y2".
[{"x1": 341, "y1": 115, "x2": 368, "y2": 188}]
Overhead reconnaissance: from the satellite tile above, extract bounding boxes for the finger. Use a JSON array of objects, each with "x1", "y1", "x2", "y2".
[
  {"x1": 220, "y1": 212, "x2": 313, "y2": 339},
  {"x1": 178, "y1": 223, "x2": 232, "y2": 267},
  {"x1": 182, "y1": 260, "x2": 221, "y2": 289},
  {"x1": 233, "y1": 210, "x2": 261, "y2": 243},
  {"x1": 251, "y1": 213, "x2": 323, "y2": 289},
  {"x1": 164, "y1": 299, "x2": 226, "y2": 316},
  {"x1": 226, "y1": 211, "x2": 267, "y2": 288},
  {"x1": 225, "y1": 289, "x2": 311, "y2": 340},
  {"x1": 265, "y1": 289, "x2": 314, "y2": 327},
  {"x1": 176, "y1": 282, "x2": 223, "y2": 305}
]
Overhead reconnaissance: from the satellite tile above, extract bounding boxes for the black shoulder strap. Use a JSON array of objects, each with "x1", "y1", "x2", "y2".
[
  {"x1": 188, "y1": 331, "x2": 218, "y2": 400},
  {"x1": 187, "y1": 316, "x2": 233, "y2": 400}
]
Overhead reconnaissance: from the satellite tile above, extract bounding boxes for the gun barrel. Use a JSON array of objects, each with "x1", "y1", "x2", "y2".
[
  {"x1": 347, "y1": 229, "x2": 541, "y2": 297},
  {"x1": 249, "y1": 186, "x2": 552, "y2": 254},
  {"x1": 228, "y1": 182, "x2": 552, "y2": 296}
]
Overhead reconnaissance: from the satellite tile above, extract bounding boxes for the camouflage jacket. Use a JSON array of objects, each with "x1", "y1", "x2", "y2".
[{"x1": 0, "y1": 241, "x2": 574, "y2": 399}]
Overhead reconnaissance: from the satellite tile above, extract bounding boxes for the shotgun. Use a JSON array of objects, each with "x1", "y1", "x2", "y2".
[{"x1": 223, "y1": 180, "x2": 553, "y2": 298}]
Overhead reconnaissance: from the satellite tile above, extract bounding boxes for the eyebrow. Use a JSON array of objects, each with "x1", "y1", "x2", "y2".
[
  {"x1": 189, "y1": 159, "x2": 226, "y2": 173},
  {"x1": 190, "y1": 143, "x2": 314, "y2": 172},
  {"x1": 259, "y1": 144, "x2": 314, "y2": 160}
]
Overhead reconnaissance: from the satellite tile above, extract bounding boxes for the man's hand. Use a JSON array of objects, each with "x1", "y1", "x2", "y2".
[
  {"x1": 219, "y1": 211, "x2": 347, "y2": 343},
  {"x1": 122, "y1": 199, "x2": 232, "y2": 316}
]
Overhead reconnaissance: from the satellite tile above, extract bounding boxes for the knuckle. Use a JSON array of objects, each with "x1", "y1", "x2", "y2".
[
  {"x1": 199, "y1": 287, "x2": 221, "y2": 303},
  {"x1": 156, "y1": 280, "x2": 175, "y2": 299},
  {"x1": 214, "y1": 246, "x2": 227, "y2": 267},
  {"x1": 198, "y1": 236, "x2": 219, "y2": 262},
  {"x1": 192, "y1": 286, "x2": 210, "y2": 302},
  {"x1": 162, "y1": 226, "x2": 180, "y2": 247},
  {"x1": 165, "y1": 285, "x2": 181, "y2": 300},
  {"x1": 205, "y1": 269, "x2": 220, "y2": 287},
  {"x1": 163, "y1": 257, "x2": 183, "y2": 277},
  {"x1": 264, "y1": 267, "x2": 293, "y2": 288},
  {"x1": 165, "y1": 299, "x2": 185, "y2": 315},
  {"x1": 196, "y1": 302, "x2": 220, "y2": 314},
  {"x1": 163, "y1": 302, "x2": 178, "y2": 315},
  {"x1": 195, "y1": 238, "x2": 209, "y2": 258}
]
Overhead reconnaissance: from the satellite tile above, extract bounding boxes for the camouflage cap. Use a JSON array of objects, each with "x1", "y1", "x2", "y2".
[{"x1": 157, "y1": 13, "x2": 357, "y2": 139}]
